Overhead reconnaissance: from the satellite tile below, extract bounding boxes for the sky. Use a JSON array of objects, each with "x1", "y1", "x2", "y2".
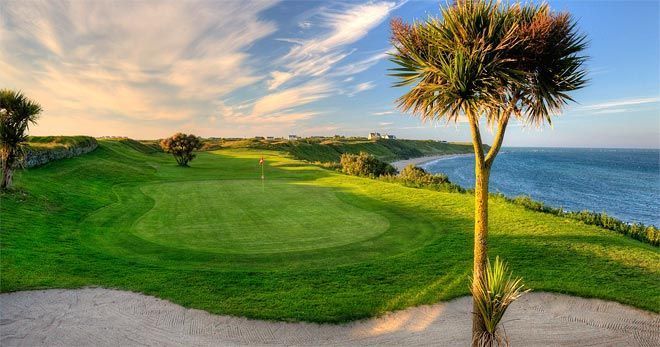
[{"x1": 1, "y1": 0, "x2": 658, "y2": 148}]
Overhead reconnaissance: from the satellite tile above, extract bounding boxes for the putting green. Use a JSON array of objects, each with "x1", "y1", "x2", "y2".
[{"x1": 132, "y1": 180, "x2": 390, "y2": 253}]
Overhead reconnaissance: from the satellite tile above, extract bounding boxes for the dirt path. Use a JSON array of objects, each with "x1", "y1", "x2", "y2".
[{"x1": 1, "y1": 288, "x2": 658, "y2": 346}]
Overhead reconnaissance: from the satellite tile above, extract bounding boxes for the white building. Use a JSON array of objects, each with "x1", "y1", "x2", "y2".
[
  {"x1": 368, "y1": 132, "x2": 381, "y2": 140},
  {"x1": 288, "y1": 135, "x2": 299, "y2": 140},
  {"x1": 383, "y1": 134, "x2": 396, "y2": 140}
]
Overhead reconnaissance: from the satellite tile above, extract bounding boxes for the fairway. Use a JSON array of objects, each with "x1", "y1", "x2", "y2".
[
  {"x1": 2, "y1": 140, "x2": 659, "y2": 322},
  {"x1": 132, "y1": 180, "x2": 389, "y2": 253}
]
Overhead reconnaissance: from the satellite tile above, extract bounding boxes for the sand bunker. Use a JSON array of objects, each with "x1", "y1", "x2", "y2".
[{"x1": 1, "y1": 288, "x2": 658, "y2": 346}]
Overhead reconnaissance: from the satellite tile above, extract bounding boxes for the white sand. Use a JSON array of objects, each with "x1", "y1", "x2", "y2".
[
  {"x1": 390, "y1": 154, "x2": 473, "y2": 171},
  {"x1": 1, "y1": 288, "x2": 658, "y2": 346}
]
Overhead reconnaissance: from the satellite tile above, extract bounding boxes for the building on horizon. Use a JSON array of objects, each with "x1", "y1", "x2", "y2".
[
  {"x1": 368, "y1": 132, "x2": 381, "y2": 140},
  {"x1": 368, "y1": 133, "x2": 396, "y2": 140}
]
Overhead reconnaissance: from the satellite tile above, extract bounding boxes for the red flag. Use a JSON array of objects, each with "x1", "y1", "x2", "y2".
[{"x1": 259, "y1": 157, "x2": 264, "y2": 165}]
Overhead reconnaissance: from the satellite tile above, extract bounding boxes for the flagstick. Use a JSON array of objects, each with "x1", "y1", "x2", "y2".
[{"x1": 261, "y1": 157, "x2": 265, "y2": 193}]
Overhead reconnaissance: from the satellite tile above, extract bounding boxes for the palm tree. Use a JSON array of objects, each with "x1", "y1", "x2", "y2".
[
  {"x1": 0, "y1": 89, "x2": 42, "y2": 190},
  {"x1": 389, "y1": 1, "x2": 586, "y2": 343}
]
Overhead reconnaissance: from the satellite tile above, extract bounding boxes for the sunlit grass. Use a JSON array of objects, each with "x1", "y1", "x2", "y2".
[{"x1": 1, "y1": 140, "x2": 658, "y2": 322}]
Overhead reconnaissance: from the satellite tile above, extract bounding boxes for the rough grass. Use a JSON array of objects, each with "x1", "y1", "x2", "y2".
[
  {"x1": 26, "y1": 135, "x2": 97, "y2": 152},
  {"x1": 1, "y1": 140, "x2": 658, "y2": 323}
]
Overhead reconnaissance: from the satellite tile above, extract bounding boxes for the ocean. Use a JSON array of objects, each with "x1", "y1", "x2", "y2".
[{"x1": 422, "y1": 147, "x2": 660, "y2": 226}]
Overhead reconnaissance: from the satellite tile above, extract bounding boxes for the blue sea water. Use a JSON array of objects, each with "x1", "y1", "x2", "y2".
[{"x1": 422, "y1": 148, "x2": 660, "y2": 226}]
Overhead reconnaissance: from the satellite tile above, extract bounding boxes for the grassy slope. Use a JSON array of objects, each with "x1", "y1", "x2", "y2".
[
  {"x1": 219, "y1": 138, "x2": 476, "y2": 163},
  {"x1": 1, "y1": 140, "x2": 658, "y2": 323}
]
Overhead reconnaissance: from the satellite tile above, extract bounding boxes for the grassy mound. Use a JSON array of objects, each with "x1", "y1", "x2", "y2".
[{"x1": 1, "y1": 140, "x2": 658, "y2": 322}]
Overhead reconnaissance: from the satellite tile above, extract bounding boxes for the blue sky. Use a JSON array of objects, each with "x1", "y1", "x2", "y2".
[{"x1": 2, "y1": 0, "x2": 658, "y2": 148}]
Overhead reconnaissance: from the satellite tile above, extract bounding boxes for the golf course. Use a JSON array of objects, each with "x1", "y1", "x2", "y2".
[{"x1": 2, "y1": 140, "x2": 658, "y2": 324}]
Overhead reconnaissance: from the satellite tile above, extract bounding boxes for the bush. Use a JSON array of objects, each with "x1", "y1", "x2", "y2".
[
  {"x1": 340, "y1": 152, "x2": 396, "y2": 177},
  {"x1": 399, "y1": 164, "x2": 449, "y2": 185}
]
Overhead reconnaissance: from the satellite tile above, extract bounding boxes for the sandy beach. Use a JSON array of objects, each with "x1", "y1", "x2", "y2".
[{"x1": 390, "y1": 153, "x2": 473, "y2": 171}]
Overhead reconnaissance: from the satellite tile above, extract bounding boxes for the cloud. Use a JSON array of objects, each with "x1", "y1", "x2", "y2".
[
  {"x1": 1, "y1": 0, "x2": 278, "y2": 135},
  {"x1": 218, "y1": 81, "x2": 331, "y2": 127},
  {"x1": 267, "y1": 71, "x2": 295, "y2": 91},
  {"x1": 581, "y1": 97, "x2": 660, "y2": 111},
  {"x1": 348, "y1": 81, "x2": 376, "y2": 96},
  {"x1": 591, "y1": 108, "x2": 629, "y2": 115},
  {"x1": 333, "y1": 48, "x2": 392, "y2": 76},
  {"x1": 252, "y1": 81, "x2": 332, "y2": 116},
  {"x1": 268, "y1": 1, "x2": 398, "y2": 90},
  {"x1": 372, "y1": 110, "x2": 396, "y2": 116}
]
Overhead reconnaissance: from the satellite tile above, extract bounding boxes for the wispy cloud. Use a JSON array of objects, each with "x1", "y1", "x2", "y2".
[
  {"x1": 267, "y1": 1, "x2": 398, "y2": 90},
  {"x1": 218, "y1": 80, "x2": 331, "y2": 129},
  {"x1": 372, "y1": 110, "x2": 396, "y2": 116},
  {"x1": 581, "y1": 97, "x2": 660, "y2": 111},
  {"x1": 252, "y1": 81, "x2": 331, "y2": 116},
  {"x1": 348, "y1": 81, "x2": 376, "y2": 96},
  {"x1": 1, "y1": 1, "x2": 278, "y2": 137},
  {"x1": 333, "y1": 48, "x2": 393, "y2": 76}
]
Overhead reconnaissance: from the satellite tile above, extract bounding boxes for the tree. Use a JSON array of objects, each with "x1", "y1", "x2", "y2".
[
  {"x1": 389, "y1": 1, "x2": 586, "y2": 343},
  {"x1": 160, "y1": 133, "x2": 203, "y2": 167},
  {"x1": 0, "y1": 89, "x2": 42, "y2": 190}
]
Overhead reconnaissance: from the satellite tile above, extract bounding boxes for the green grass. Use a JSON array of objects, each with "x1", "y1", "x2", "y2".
[
  {"x1": 132, "y1": 180, "x2": 389, "y2": 253},
  {"x1": 1, "y1": 140, "x2": 658, "y2": 322}
]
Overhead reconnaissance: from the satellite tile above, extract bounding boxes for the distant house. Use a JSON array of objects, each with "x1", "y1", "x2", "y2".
[
  {"x1": 288, "y1": 135, "x2": 299, "y2": 140},
  {"x1": 383, "y1": 134, "x2": 396, "y2": 140},
  {"x1": 368, "y1": 132, "x2": 381, "y2": 140},
  {"x1": 266, "y1": 136, "x2": 275, "y2": 140},
  {"x1": 254, "y1": 136, "x2": 265, "y2": 140}
]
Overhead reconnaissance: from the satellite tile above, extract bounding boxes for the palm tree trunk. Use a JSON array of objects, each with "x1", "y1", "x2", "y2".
[
  {"x1": 466, "y1": 114, "x2": 488, "y2": 343},
  {"x1": 469, "y1": 112, "x2": 510, "y2": 344},
  {"x1": 472, "y1": 162, "x2": 490, "y2": 342},
  {"x1": 1, "y1": 155, "x2": 13, "y2": 190}
]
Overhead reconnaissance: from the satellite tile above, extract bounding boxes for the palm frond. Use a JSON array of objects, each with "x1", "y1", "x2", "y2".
[
  {"x1": 389, "y1": 0, "x2": 587, "y2": 128},
  {"x1": 471, "y1": 256, "x2": 530, "y2": 346}
]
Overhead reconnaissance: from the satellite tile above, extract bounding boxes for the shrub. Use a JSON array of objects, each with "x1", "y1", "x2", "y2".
[
  {"x1": 399, "y1": 164, "x2": 449, "y2": 185},
  {"x1": 501, "y1": 194, "x2": 659, "y2": 246},
  {"x1": 160, "y1": 133, "x2": 203, "y2": 167},
  {"x1": 339, "y1": 152, "x2": 396, "y2": 177},
  {"x1": 379, "y1": 164, "x2": 464, "y2": 193},
  {"x1": 471, "y1": 256, "x2": 529, "y2": 347}
]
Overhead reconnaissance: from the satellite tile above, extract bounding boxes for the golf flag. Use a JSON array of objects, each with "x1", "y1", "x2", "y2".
[{"x1": 259, "y1": 156, "x2": 264, "y2": 179}]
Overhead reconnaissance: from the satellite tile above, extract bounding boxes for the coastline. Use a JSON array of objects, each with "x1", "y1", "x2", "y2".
[{"x1": 390, "y1": 153, "x2": 473, "y2": 171}]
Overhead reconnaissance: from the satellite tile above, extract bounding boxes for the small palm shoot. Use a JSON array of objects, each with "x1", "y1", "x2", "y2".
[{"x1": 470, "y1": 256, "x2": 530, "y2": 347}]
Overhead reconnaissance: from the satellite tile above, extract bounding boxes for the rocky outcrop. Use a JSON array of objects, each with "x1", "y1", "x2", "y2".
[{"x1": 23, "y1": 140, "x2": 98, "y2": 168}]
